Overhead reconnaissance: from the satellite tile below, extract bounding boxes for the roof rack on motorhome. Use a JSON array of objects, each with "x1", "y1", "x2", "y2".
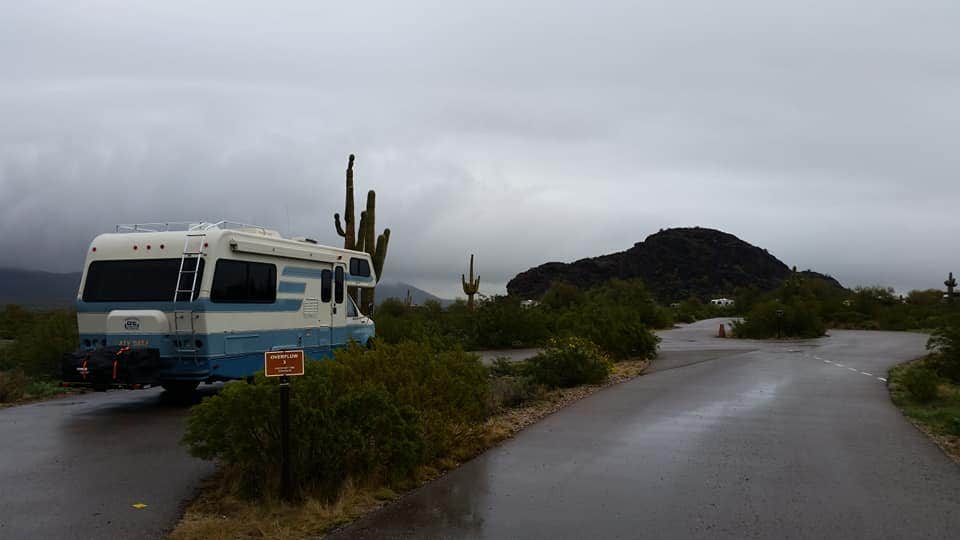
[{"x1": 114, "y1": 221, "x2": 274, "y2": 234}]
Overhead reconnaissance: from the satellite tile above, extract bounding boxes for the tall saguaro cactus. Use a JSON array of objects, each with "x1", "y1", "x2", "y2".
[
  {"x1": 334, "y1": 154, "x2": 357, "y2": 250},
  {"x1": 357, "y1": 190, "x2": 390, "y2": 314},
  {"x1": 462, "y1": 254, "x2": 480, "y2": 311},
  {"x1": 333, "y1": 154, "x2": 390, "y2": 314},
  {"x1": 946, "y1": 272, "x2": 957, "y2": 303}
]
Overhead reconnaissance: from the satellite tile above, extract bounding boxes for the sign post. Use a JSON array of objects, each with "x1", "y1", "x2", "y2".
[{"x1": 264, "y1": 350, "x2": 305, "y2": 501}]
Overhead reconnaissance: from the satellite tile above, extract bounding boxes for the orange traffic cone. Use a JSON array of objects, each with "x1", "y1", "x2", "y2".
[{"x1": 718, "y1": 324, "x2": 726, "y2": 338}]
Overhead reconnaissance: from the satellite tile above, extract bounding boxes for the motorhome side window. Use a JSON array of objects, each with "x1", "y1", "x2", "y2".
[
  {"x1": 210, "y1": 260, "x2": 276, "y2": 303},
  {"x1": 349, "y1": 257, "x2": 371, "y2": 277},
  {"x1": 347, "y1": 296, "x2": 358, "y2": 317},
  {"x1": 83, "y1": 259, "x2": 204, "y2": 302},
  {"x1": 321, "y1": 269, "x2": 332, "y2": 303},
  {"x1": 335, "y1": 267, "x2": 344, "y2": 303}
]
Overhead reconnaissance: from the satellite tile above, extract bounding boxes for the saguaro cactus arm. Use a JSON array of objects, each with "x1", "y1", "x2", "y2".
[{"x1": 373, "y1": 229, "x2": 390, "y2": 279}]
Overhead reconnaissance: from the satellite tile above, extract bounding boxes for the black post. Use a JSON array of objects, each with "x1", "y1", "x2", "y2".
[
  {"x1": 280, "y1": 375, "x2": 292, "y2": 501},
  {"x1": 776, "y1": 309, "x2": 784, "y2": 339}
]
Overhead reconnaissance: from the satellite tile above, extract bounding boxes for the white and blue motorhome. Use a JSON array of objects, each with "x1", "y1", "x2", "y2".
[{"x1": 62, "y1": 221, "x2": 376, "y2": 392}]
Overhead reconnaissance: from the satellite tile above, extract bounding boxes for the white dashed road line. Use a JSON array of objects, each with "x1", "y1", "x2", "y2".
[{"x1": 817, "y1": 357, "x2": 887, "y2": 384}]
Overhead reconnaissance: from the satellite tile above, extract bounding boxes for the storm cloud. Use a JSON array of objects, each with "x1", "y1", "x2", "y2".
[{"x1": 2, "y1": 1, "x2": 958, "y2": 297}]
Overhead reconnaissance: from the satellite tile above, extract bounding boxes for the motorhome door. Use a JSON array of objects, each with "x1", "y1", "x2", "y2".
[{"x1": 297, "y1": 263, "x2": 333, "y2": 354}]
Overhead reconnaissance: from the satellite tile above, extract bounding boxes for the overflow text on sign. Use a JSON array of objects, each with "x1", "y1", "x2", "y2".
[{"x1": 264, "y1": 350, "x2": 305, "y2": 377}]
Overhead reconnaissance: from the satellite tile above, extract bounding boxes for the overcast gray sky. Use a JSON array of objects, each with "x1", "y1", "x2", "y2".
[{"x1": 1, "y1": 1, "x2": 958, "y2": 298}]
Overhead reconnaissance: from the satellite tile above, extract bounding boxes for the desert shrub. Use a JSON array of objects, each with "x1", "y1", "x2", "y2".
[
  {"x1": 489, "y1": 357, "x2": 526, "y2": 377},
  {"x1": 0, "y1": 370, "x2": 29, "y2": 403},
  {"x1": 528, "y1": 337, "x2": 611, "y2": 388},
  {"x1": 540, "y1": 281, "x2": 585, "y2": 310},
  {"x1": 733, "y1": 300, "x2": 825, "y2": 339},
  {"x1": 0, "y1": 305, "x2": 37, "y2": 341},
  {"x1": 901, "y1": 366, "x2": 940, "y2": 403},
  {"x1": 183, "y1": 342, "x2": 489, "y2": 500},
  {"x1": 928, "y1": 317, "x2": 960, "y2": 383},
  {"x1": 544, "y1": 279, "x2": 663, "y2": 360},
  {"x1": 590, "y1": 303, "x2": 660, "y2": 360},
  {"x1": 1, "y1": 309, "x2": 77, "y2": 378},
  {"x1": 947, "y1": 416, "x2": 960, "y2": 437},
  {"x1": 473, "y1": 295, "x2": 550, "y2": 349},
  {"x1": 487, "y1": 375, "x2": 542, "y2": 411}
]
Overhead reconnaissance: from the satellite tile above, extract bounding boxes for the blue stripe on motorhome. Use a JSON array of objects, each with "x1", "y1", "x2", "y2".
[
  {"x1": 75, "y1": 298, "x2": 303, "y2": 313},
  {"x1": 277, "y1": 281, "x2": 307, "y2": 293},
  {"x1": 282, "y1": 264, "x2": 373, "y2": 284},
  {"x1": 77, "y1": 324, "x2": 374, "y2": 380},
  {"x1": 282, "y1": 266, "x2": 326, "y2": 278}
]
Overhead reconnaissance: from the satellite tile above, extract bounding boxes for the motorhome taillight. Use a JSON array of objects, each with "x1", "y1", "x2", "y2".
[
  {"x1": 133, "y1": 245, "x2": 138, "y2": 250},
  {"x1": 91, "y1": 247, "x2": 96, "y2": 252},
  {"x1": 146, "y1": 245, "x2": 151, "y2": 250}
]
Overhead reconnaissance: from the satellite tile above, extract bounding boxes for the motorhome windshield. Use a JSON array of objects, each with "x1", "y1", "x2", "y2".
[{"x1": 82, "y1": 259, "x2": 204, "y2": 302}]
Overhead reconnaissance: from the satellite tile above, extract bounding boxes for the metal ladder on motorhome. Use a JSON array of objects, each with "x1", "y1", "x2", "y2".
[{"x1": 172, "y1": 232, "x2": 207, "y2": 361}]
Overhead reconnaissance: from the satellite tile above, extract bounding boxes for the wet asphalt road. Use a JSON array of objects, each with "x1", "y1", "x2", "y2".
[
  {"x1": 332, "y1": 320, "x2": 960, "y2": 539},
  {"x1": 1, "y1": 321, "x2": 957, "y2": 539},
  {"x1": 0, "y1": 386, "x2": 217, "y2": 539}
]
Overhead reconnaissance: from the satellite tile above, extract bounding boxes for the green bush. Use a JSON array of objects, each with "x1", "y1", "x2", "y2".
[
  {"x1": 183, "y1": 342, "x2": 489, "y2": 500},
  {"x1": 372, "y1": 278, "x2": 669, "y2": 356},
  {"x1": 545, "y1": 279, "x2": 663, "y2": 360},
  {"x1": 733, "y1": 300, "x2": 825, "y2": 339},
  {"x1": 528, "y1": 337, "x2": 611, "y2": 388},
  {"x1": 901, "y1": 366, "x2": 939, "y2": 403},
  {"x1": 0, "y1": 308, "x2": 77, "y2": 378},
  {"x1": 928, "y1": 317, "x2": 960, "y2": 383},
  {"x1": 487, "y1": 375, "x2": 542, "y2": 411},
  {"x1": 489, "y1": 357, "x2": 525, "y2": 377},
  {"x1": 0, "y1": 370, "x2": 29, "y2": 403}
]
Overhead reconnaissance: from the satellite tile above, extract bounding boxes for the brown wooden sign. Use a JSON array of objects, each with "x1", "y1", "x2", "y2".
[{"x1": 264, "y1": 350, "x2": 305, "y2": 377}]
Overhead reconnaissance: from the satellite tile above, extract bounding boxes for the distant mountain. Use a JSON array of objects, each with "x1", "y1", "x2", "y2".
[
  {"x1": 374, "y1": 281, "x2": 453, "y2": 307},
  {"x1": 506, "y1": 227, "x2": 844, "y2": 302},
  {"x1": 0, "y1": 268, "x2": 81, "y2": 308}
]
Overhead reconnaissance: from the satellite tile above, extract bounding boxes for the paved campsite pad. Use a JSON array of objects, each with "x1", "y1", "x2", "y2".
[{"x1": 0, "y1": 386, "x2": 216, "y2": 539}]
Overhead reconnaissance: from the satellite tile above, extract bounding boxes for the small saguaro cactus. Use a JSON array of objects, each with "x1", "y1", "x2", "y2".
[
  {"x1": 946, "y1": 272, "x2": 957, "y2": 303},
  {"x1": 462, "y1": 254, "x2": 480, "y2": 311},
  {"x1": 333, "y1": 154, "x2": 390, "y2": 312}
]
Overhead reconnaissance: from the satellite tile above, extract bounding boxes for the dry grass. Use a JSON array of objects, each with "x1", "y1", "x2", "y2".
[{"x1": 169, "y1": 358, "x2": 651, "y2": 540}]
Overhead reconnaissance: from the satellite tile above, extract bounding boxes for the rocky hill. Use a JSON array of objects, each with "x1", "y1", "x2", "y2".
[{"x1": 506, "y1": 227, "x2": 843, "y2": 302}]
